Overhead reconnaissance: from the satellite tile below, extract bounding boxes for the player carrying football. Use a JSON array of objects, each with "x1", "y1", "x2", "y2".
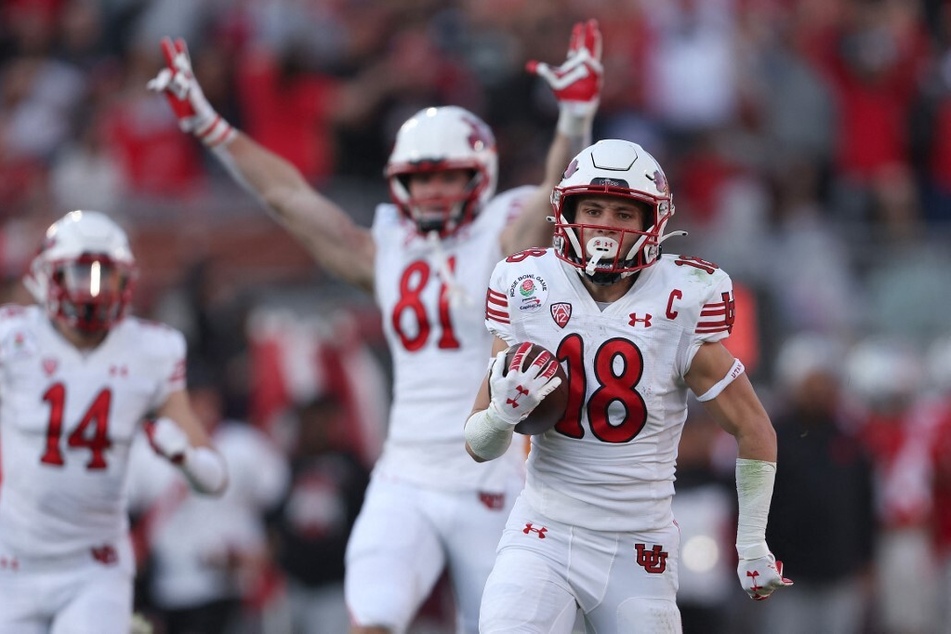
[{"x1": 465, "y1": 139, "x2": 792, "y2": 633}]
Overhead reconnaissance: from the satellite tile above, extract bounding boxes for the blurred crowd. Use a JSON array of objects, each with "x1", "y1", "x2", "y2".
[{"x1": 4, "y1": 0, "x2": 951, "y2": 632}]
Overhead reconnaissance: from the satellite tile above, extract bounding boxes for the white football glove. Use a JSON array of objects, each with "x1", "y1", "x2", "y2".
[
  {"x1": 487, "y1": 343, "x2": 563, "y2": 427},
  {"x1": 147, "y1": 37, "x2": 235, "y2": 147},
  {"x1": 145, "y1": 417, "x2": 189, "y2": 463},
  {"x1": 737, "y1": 550, "x2": 793, "y2": 601},
  {"x1": 526, "y1": 19, "x2": 603, "y2": 135},
  {"x1": 144, "y1": 417, "x2": 228, "y2": 494}
]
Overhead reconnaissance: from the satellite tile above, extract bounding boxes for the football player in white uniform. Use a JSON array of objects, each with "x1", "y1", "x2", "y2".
[
  {"x1": 465, "y1": 139, "x2": 792, "y2": 633},
  {"x1": 0, "y1": 210, "x2": 227, "y2": 634},
  {"x1": 147, "y1": 20, "x2": 604, "y2": 634}
]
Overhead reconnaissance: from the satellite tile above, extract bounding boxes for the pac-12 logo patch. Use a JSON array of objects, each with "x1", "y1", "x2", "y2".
[{"x1": 550, "y1": 302, "x2": 572, "y2": 328}]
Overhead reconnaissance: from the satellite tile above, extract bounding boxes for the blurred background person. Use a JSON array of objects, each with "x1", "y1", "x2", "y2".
[
  {"x1": 843, "y1": 336, "x2": 936, "y2": 634},
  {"x1": 672, "y1": 399, "x2": 738, "y2": 634},
  {"x1": 759, "y1": 333, "x2": 876, "y2": 634},
  {"x1": 264, "y1": 393, "x2": 371, "y2": 634},
  {"x1": 919, "y1": 335, "x2": 951, "y2": 631},
  {"x1": 128, "y1": 368, "x2": 289, "y2": 634}
]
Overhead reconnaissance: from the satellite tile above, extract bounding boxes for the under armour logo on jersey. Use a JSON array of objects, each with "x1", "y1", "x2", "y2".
[
  {"x1": 523, "y1": 523, "x2": 547, "y2": 539},
  {"x1": 91, "y1": 544, "x2": 118, "y2": 566},
  {"x1": 42, "y1": 358, "x2": 58, "y2": 376},
  {"x1": 628, "y1": 313, "x2": 652, "y2": 327},
  {"x1": 109, "y1": 364, "x2": 128, "y2": 377},
  {"x1": 635, "y1": 544, "x2": 668, "y2": 574},
  {"x1": 551, "y1": 302, "x2": 572, "y2": 328},
  {"x1": 506, "y1": 385, "x2": 529, "y2": 408}
]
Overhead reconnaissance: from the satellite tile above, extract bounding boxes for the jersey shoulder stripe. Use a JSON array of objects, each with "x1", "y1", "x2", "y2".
[
  {"x1": 651, "y1": 255, "x2": 735, "y2": 339},
  {"x1": 696, "y1": 292, "x2": 736, "y2": 334},
  {"x1": 485, "y1": 288, "x2": 509, "y2": 324}
]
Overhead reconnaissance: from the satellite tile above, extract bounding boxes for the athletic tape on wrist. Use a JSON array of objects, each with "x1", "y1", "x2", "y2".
[
  {"x1": 556, "y1": 106, "x2": 594, "y2": 138},
  {"x1": 197, "y1": 115, "x2": 236, "y2": 148},
  {"x1": 735, "y1": 458, "x2": 776, "y2": 559},
  {"x1": 465, "y1": 408, "x2": 514, "y2": 461}
]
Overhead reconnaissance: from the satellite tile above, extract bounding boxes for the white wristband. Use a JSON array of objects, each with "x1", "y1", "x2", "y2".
[
  {"x1": 556, "y1": 104, "x2": 595, "y2": 139},
  {"x1": 465, "y1": 408, "x2": 515, "y2": 461},
  {"x1": 735, "y1": 458, "x2": 776, "y2": 560},
  {"x1": 696, "y1": 358, "x2": 745, "y2": 402},
  {"x1": 196, "y1": 115, "x2": 236, "y2": 148},
  {"x1": 181, "y1": 446, "x2": 228, "y2": 495}
]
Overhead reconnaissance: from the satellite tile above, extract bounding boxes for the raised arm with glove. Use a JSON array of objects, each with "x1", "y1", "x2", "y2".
[
  {"x1": 147, "y1": 37, "x2": 235, "y2": 148},
  {"x1": 526, "y1": 18, "x2": 603, "y2": 140}
]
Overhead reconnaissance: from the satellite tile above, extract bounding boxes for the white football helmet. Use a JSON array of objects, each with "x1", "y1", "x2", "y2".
[
  {"x1": 552, "y1": 139, "x2": 680, "y2": 285},
  {"x1": 24, "y1": 210, "x2": 137, "y2": 333},
  {"x1": 385, "y1": 106, "x2": 498, "y2": 237}
]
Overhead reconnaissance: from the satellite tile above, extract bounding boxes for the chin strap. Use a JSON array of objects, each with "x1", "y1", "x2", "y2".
[
  {"x1": 659, "y1": 229, "x2": 688, "y2": 244},
  {"x1": 426, "y1": 231, "x2": 472, "y2": 308}
]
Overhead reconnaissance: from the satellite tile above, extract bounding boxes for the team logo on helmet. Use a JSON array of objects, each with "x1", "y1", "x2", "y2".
[
  {"x1": 563, "y1": 158, "x2": 579, "y2": 179},
  {"x1": 462, "y1": 114, "x2": 494, "y2": 151},
  {"x1": 651, "y1": 169, "x2": 669, "y2": 194}
]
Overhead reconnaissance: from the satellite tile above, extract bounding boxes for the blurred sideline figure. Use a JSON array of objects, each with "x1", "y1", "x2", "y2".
[
  {"x1": 464, "y1": 139, "x2": 790, "y2": 633},
  {"x1": 264, "y1": 393, "x2": 371, "y2": 634},
  {"x1": 672, "y1": 400, "x2": 737, "y2": 633},
  {"x1": 148, "y1": 18, "x2": 604, "y2": 634},
  {"x1": 844, "y1": 337, "x2": 936, "y2": 633},
  {"x1": 127, "y1": 368, "x2": 289, "y2": 634},
  {"x1": 0, "y1": 210, "x2": 227, "y2": 633},
  {"x1": 924, "y1": 335, "x2": 951, "y2": 631},
  {"x1": 761, "y1": 334, "x2": 876, "y2": 634}
]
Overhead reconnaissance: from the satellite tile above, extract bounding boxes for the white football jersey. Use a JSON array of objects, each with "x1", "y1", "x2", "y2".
[
  {"x1": 485, "y1": 250, "x2": 735, "y2": 531},
  {"x1": 0, "y1": 305, "x2": 186, "y2": 558},
  {"x1": 371, "y1": 187, "x2": 533, "y2": 491}
]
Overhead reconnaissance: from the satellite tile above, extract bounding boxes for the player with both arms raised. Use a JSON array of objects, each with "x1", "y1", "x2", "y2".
[
  {"x1": 465, "y1": 139, "x2": 792, "y2": 633},
  {"x1": 149, "y1": 20, "x2": 605, "y2": 634}
]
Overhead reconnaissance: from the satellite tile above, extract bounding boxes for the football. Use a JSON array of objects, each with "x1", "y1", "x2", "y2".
[{"x1": 501, "y1": 342, "x2": 570, "y2": 435}]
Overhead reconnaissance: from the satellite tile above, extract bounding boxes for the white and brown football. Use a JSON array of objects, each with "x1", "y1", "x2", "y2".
[{"x1": 501, "y1": 342, "x2": 570, "y2": 435}]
